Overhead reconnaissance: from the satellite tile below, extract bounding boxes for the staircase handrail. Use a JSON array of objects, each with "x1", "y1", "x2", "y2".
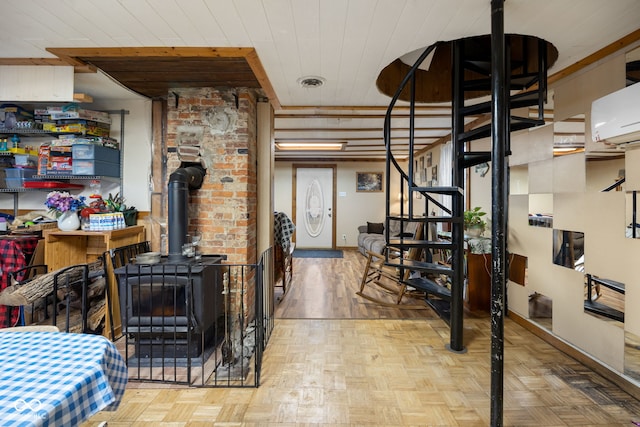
[
  {"x1": 601, "y1": 176, "x2": 625, "y2": 192},
  {"x1": 383, "y1": 42, "x2": 451, "y2": 215}
]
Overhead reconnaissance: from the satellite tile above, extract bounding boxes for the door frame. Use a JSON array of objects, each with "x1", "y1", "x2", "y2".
[{"x1": 292, "y1": 164, "x2": 337, "y2": 249}]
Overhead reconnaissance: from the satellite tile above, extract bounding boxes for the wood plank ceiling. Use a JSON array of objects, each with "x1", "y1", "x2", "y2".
[{"x1": 1, "y1": 1, "x2": 640, "y2": 161}]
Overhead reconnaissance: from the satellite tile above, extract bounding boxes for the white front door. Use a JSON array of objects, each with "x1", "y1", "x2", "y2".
[{"x1": 295, "y1": 167, "x2": 334, "y2": 249}]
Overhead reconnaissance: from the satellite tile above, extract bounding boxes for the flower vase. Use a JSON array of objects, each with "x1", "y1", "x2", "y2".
[{"x1": 57, "y1": 211, "x2": 81, "y2": 231}]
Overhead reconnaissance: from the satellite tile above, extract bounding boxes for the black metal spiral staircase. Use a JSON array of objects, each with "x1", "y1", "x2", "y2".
[{"x1": 382, "y1": 35, "x2": 552, "y2": 352}]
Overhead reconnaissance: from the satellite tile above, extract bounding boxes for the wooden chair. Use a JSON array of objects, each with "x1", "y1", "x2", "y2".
[{"x1": 356, "y1": 224, "x2": 429, "y2": 309}]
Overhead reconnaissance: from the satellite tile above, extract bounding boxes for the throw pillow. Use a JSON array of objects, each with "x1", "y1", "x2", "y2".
[{"x1": 367, "y1": 222, "x2": 384, "y2": 234}]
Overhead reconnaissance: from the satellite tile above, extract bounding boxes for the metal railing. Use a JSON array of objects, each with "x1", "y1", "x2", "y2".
[{"x1": 118, "y1": 248, "x2": 275, "y2": 387}]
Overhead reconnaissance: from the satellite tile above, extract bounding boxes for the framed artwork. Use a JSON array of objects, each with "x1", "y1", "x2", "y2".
[
  {"x1": 427, "y1": 152, "x2": 432, "y2": 167},
  {"x1": 432, "y1": 165, "x2": 438, "y2": 180},
  {"x1": 356, "y1": 172, "x2": 383, "y2": 192}
]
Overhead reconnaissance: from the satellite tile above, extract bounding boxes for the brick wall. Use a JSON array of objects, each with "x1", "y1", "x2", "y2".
[{"x1": 166, "y1": 87, "x2": 260, "y2": 266}]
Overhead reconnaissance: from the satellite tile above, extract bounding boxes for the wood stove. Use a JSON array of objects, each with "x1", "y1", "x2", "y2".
[{"x1": 115, "y1": 256, "x2": 224, "y2": 359}]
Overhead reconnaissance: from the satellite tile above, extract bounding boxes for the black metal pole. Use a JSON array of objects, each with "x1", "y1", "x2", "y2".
[
  {"x1": 449, "y1": 39, "x2": 465, "y2": 353},
  {"x1": 490, "y1": 0, "x2": 507, "y2": 426}
]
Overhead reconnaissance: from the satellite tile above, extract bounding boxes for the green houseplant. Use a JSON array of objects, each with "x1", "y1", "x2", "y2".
[
  {"x1": 464, "y1": 206, "x2": 487, "y2": 237},
  {"x1": 105, "y1": 192, "x2": 138, "y2": 226}
]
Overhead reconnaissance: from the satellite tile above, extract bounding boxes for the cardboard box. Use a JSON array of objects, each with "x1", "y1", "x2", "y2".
[
  {"x1": 42, "y1": 122, "x2": 111, "y2": 137},
  {"x1": 48, "y1": 158, "x2": 73, "y2": 173},
  {"x1": 38, "y1": 145, "x2": 50, "y2": 175},
  {"x1": 48, "y1": 108, "x2": 111, "y2": 124},
  {"x1": 56, "y1": 119, "x2": 110, "y2": 130}
]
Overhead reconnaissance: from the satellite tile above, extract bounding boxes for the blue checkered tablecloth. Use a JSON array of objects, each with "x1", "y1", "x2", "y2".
[{"x1": 0, "y1": 332, "x2": 128, "y2": 427}]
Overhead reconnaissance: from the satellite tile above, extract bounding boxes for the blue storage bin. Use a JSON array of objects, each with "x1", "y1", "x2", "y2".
[
  {"x1": 72, "y1": 144, "x2": 120, "y2": 164},
  {"x1": 71, "y1": 160, "x2": 120, "y2": 177},
  {"x1": 5, "y1": 168, "x2": 36, "y2": 179}
]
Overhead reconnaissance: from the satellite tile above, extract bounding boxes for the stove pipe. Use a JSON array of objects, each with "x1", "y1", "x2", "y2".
[{"x1": 167, "y1": 163, "x2": 206, "y2": 262}]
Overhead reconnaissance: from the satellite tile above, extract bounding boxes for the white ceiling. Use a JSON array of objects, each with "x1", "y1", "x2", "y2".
[{"x1": 1, "y1": 0, "x2": 640, "y2": 160}]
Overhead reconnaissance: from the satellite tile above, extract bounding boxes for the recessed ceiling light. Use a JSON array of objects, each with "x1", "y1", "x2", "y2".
[{"x1": 297, "y1": 76, "x2": 326, "y2": 88}]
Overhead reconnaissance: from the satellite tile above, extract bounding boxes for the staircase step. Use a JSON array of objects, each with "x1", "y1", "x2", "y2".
[
  {"x1": 463, "y1": 58, "x2": 525, "y2": 76},
  {"x1": 460, "y1": 151, "x2": 492, "y2": 169},
  {"x1": 404, "y1": 277, "x2": 452, "y2": 300},
  {"x1": 510, "y1": 90, "x2": 544, "y2": 109},
  {"x1": 409, "y1": 185, "x2": 463, "y2": 195},
  {"x1": 458, "y1": 116, "x2": 545, "y2": 143},
  {"x1": 583, "y1": 300, "x2": 624, "y2": 322},
  {"x1": 459, "y1": 100, "x2": 492, "y2": 116},
  {"x1": 590, "y1": 277, "x2": 625, "y2": 294},
  {"x1": 388, "y1": 239, "x2": 456, "y2": 250},
  {"x1": 459, "y1": 89, "x2": 542, "y2": 117},
  {"x1": 386, "y1": 258, "x2": 453, "y2": 276},
  {"x1": 387, "y1": 215, "x2": 457, "y2": 225},
  {"x1": 387, "y1": 215, "x2": 459, "y2": 224},
  {"x1": 462, "y1": 73, "x2": 541, "y2": 92},
  {"x1": 463, "y1": 59, "x2": 492, "y2": 76},
  {"x1": 425, "y1": 298, "x2": 451, "y2": 324}
]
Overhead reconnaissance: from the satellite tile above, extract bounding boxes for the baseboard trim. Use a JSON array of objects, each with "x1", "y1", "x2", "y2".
[{"x1": 508, "y1": 310, "x2": 640, "y2": 401}]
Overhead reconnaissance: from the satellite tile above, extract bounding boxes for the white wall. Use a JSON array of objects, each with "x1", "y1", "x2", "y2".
[
  {"x1": 504, "y1": 45, "x2": 640, "y2": 378},
  {"x1": 274, "y1": 161, "x2": 403, "y2": 247},
  {"x1": 90, "y1": 98, "x2": 152, "y2": 212}
]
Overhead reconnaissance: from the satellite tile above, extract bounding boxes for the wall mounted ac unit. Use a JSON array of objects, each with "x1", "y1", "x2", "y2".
[{"x1": 591, "y1": 82, "x2": 640, "y2": 145}]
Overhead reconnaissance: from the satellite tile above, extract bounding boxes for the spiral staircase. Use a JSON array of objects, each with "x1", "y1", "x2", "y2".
[{"x1": 381, "y1": 34, "x2": 555, "y2": 352}]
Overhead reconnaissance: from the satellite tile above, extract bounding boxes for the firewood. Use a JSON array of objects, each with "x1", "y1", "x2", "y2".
[{"x1": 0, "y1": 260, "x2": 103, "y2": 306}]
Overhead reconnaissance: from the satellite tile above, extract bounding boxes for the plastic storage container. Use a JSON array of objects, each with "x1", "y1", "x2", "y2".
[
  {"x1": 5, "y1": 178, "x2": 28, "y2": 188},
  {"x1": 5, "y1": 168, "x2": 37, "y2": 179},
  {"x1": 71, "y1": 144, "x2": 120, "y2": 164},
  {"x1": 71, "y1": 160, "x2": 120, "y2": 177}
]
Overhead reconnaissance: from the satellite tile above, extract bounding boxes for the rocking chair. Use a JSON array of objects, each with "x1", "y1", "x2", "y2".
[{"x1": 356, "y1": 224, "x2": 429, "y2": 309}]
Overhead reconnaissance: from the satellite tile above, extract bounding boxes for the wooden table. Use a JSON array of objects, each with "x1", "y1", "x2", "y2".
[{"x1": 43, "y1": 225, "x2": 145, "y2": 339}]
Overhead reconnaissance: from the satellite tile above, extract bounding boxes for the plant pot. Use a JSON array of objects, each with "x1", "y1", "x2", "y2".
[
  {"x1": 57, "y1": 211, "x2": 81, "y2": 231},
  {"x1": 123, "y1": 209, "x2": 138, "y2": 226},
  {"x1": 465, "y1": 226, "x2": 484, "y2": 238}
]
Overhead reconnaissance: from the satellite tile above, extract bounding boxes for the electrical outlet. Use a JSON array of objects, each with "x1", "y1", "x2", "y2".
[{"x1": 342, "y1": 234, "x2": 346, "y2": 240}]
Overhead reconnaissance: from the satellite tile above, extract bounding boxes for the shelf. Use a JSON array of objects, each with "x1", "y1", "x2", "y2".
[
  {"x1": 0, "y1": 128, "x2": 76, "y2": 136},
  {"x1": 33, "y1": 174, "x2": 119, "y2": 181},
  {"x1": 0, "y1": 188, "x2": 39, "y2": 193}
]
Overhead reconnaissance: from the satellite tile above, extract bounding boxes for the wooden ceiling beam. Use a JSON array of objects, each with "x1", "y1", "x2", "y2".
[
  {"x1": 275, "y1": 127, "x2": 450, "y2": 132},
  {"x1": 45, "y1": 46, "x2": 281, "y2": 109},
  {"x1": 275, "y1": 113, "x2": 454, "y2": 119}
]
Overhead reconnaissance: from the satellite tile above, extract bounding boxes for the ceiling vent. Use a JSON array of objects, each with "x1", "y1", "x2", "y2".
[{"x1": 297, "y1": 76, "x2": 326, "y2": 88}]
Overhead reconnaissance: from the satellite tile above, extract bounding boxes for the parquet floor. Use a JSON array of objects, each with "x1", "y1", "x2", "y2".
[{"x1": 84, "y1": 249, "x2": 640, "y2": 426}]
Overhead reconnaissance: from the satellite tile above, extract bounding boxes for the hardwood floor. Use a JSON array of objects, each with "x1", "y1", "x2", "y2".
[{"x1": 84, "y1": 249, "x2": 640, "y2": 426}]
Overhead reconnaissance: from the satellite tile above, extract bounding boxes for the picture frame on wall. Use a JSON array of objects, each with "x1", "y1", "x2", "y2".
[
  {"x1": 427, "y1": 152, "x2": 432, "y2": 167},
  {"x1": 356, "y1": 172, "x2": 383, "y2": 192}
]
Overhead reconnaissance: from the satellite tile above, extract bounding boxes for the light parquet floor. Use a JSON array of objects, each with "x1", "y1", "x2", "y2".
[{"x1": 84, "y1": 249, "x2": 640, "y2": 426}]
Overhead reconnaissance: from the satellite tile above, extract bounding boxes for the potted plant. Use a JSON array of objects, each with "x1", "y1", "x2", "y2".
[
  {"x1": 105, "y1": 192, "x2": 138, "y2": 226},
  {"x1": 464, "y1": 206, "x2": 487, "y2": 237},
  {"x1": 44, "y1": 191, "x2": 87, "y2": 231}
]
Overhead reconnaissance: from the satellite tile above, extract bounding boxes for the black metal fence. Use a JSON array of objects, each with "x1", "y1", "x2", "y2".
[{"x1": 116, "y1": 248, "x2": 275, "y2": 387}]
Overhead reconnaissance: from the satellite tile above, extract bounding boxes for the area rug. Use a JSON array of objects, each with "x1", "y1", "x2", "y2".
[{"x1": 293, "y1": 249, "x2": 343, "y2": 258}]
